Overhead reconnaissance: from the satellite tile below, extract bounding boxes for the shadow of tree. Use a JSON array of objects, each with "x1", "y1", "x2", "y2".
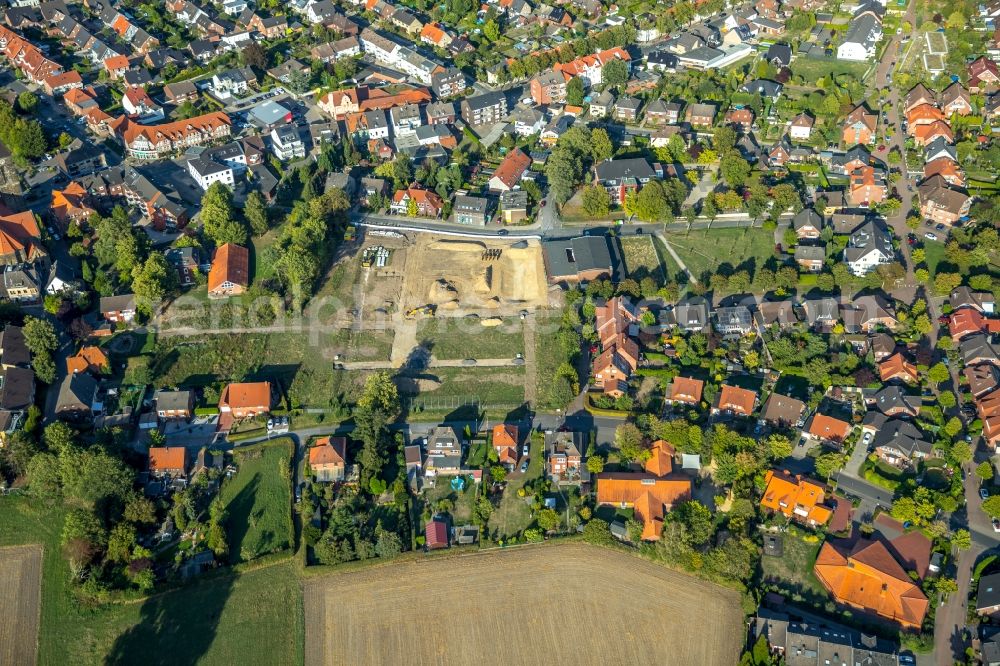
[{"x1": 223, "y1": 474, "x2": 261, "y2": 563}]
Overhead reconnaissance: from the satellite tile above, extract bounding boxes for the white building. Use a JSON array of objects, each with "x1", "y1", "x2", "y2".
[
  {"x1": 187, "y1": 156, "x2": 235, "y2": 190},
  {"x1": 390, "y1": 104, "x2": 423, "y2": 137},
  {"x1": 270, "y1": 125, "x2": 305, "y2": 161},
  {"x1": 837, "y1": 13, "x2": 882, "y2": 61}
]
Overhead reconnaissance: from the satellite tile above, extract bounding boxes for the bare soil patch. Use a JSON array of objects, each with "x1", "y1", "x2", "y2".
[
  {"x1": 0, "y1": 544, "x2": 42, "y2": 666},
  {"x1": 304, "y1": 542, "x2": 742, "y2": 666}
]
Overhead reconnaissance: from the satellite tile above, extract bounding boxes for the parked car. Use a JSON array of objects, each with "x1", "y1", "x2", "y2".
[
  {"x1": 993, "y1": 518, "x2": 1000, "y2": 533},
  {"x1": 982, "y1": 488, "x2": 990, "y2": 500},
  {"x1": 519, "y1": 459, "x2": 529, "y2": 473},
  {"x1": 522, "y1": 443, "x2": 529, "y2": 456},
  {"x1": 924, "y1": 232, "x2": 938, "y2": 241},
  {"x1": 862, "y1": 432, "x2": 873, "y2": 447}
]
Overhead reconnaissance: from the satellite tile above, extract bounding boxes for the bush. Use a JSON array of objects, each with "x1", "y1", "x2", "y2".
[{"x1": 195, "y1": 407, "x2": 220, "y2": 416}]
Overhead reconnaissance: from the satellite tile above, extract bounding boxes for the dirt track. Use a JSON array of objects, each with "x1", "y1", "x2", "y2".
[
  {"x1": 0, "y1": 544, "x2": 42, "y2": 666},
  {"x1": 304, "y1": 543, "x2": 743, "y2": 666}
]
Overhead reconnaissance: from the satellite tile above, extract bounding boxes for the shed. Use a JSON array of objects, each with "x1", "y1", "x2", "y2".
[{"x1": 425, "y1": 520, "x2": 449, "y2": 550}]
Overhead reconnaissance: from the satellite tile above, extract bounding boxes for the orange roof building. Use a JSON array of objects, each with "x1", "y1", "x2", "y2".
[
  {"x1": 668, "y1": 376, "x2": 704, "y2": 406},
  {"x1": 492, "y1": 423, "x2": 519, "y2": 465},
  {"x1": 596, "y1": 439, "x2": 689, "y2": 541},
  {"x1": 488, "y1": 147, "x2": 532, "y2": 192},
  {"x1": 923, "y1": 157, "x2": 964, "y2": 187},
  {"x1": 0, "y1": 210, "x2": 45, "y2": 265},
  {"x1": 66, "y1": 345, "x2": 109, "y2": 375},
  {"x1": 50, "y1": 181, "x2": 95, "y2": 226},
  {"x1": 905, "y1": 103, "x2": 946, "y2": 128},
  {"x1": 208, "y1": 243, "x2": 249, "y2": 298},
  {"x1": 806, "y1": 414, "x2": 851, "y2": 443},
  {"x1": 712, "y1": 384, "x2": 757, "y2": 417},
  {"x1": 879, "y1": 352, "x2": 918, "y2": 383},
  {"x1": 219, "y1": 381, "x2": 271, "y2": 419},
  {"x1": 814, "y1": 538, "x2": 929, "y2": 629},
  {"x1": 148, "y1": 446, "x2": 188, "y2": 476},
  {"x1": 309, "y1": 436, "x2": 348, "y2": 482},
  {"x1": 110, "y1": 111, "x2": 231, "y2": 159},
  {"x1": 760, "y1": 470, "x2": 833, "y2": 527},
  {"x1": 912, "y1": 120, "x2": 954, "y2": 147}
]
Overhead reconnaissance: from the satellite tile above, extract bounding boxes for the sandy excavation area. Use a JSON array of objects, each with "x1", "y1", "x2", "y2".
[{"x1": 400, "y1": 236, "x2": 549, "y2": 312}]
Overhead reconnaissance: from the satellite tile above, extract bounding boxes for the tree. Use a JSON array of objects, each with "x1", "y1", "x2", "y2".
[
  {"x1": 16, "y1": 91, "x2": 38, "y2": 114},
  {"x1": 814, "y1": 452, "x2": 846, "y2": 479},
  {"x1": 938, "y1": 391, "x2": 956, "y2": 409},
  {"x1": 591, "y1": 128, "x2": 614, "y2": 163},
  {"x1": 984, "y1": 495, "x2": 1000, "y2": 518},
  {"x1": 374, "y1": 526, "x2": 402, "y2": 559},
  {"x1": 614, "y1": 422, "x2": 645, "y2": 463},
  {"x1": 927, "y1": 362, "x2": 950, "y2": 385},
  {"x1": 200, "y1": 182, "x2": 247, "y2": 246},
  {"x1": 244, "y1": 191, "x2": 269, "y2": 236},
  {"x1": 27, "y1": 452, "x2": 62, "y2": 498},
  {"x1": 483, "y1": 18, "x2": 500, "y2": 41},
  {"x1": 712, "y1": 126, "x2": 737, "y2": 155},
  {"x1": 131, "y1": 254, "x2": 175, "y2": 314},
  {"x1": 536, "y1": 508, "x2": 560, "y2": 532},
  {"x1": 566, "y1": 76, "x2": 585, "y2": 106},
  {"x1": 582, "y1": 518, "x2": 614, "y2": 545},
  {"x1": 490, "y1": 465, "x2": 507, "y2": 483},
  {"x1": 602, "y1": 58, "x2": 629, "y2": 90},
  {"x1": 674, "y1": 500, "x2": 714, "y2": 545},
  {"x1": 354, "y1": 372, "x2": 400, "y2": 484},
  {"x1": 241, "y1": 42, "x2": 267, "y2": 69},
  {"x1": 952, "y1": 529, "x2": 971, "y2": 550},
  {"x1": 977, "y1": 461, "x2": 995, "y2": 481},
  {"x1": 720, "y1": 154, "x2": 751, "y2": 188},
  {"x1": 23, "y1": 316, "x2": 58, "y2": 383},
  {"x1": 586, "y1": 455, "x2": 605, "y2": 474},
  {"x1": 106, "y1": 522, "x2": 138, "y2": 563},
  {"x1": 581, "y1": 185, "x2": 610, "y2": 218},
  {"x1": 950, "y1": 439, "x2": 972, "y2": 464}
]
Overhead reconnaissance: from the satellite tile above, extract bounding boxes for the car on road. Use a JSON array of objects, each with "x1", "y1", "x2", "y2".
[
  {"x1": 862, "y1": 432, "x2": 873, "y2": 447},
  {"x1": 497, "y1": 229, "x2": 508, "y2": 236},
  {"x1": 924, "y1": 232, "x2": 938, "y2": 241},
  {"x1": 519, "y1": 459, "x2": 529, "y2": 473},
  {"x1": 522, "y1": 443, "x2": 529, "y2": 456},
  {"x1": 994, "y1": 519, "x2": 1000, "y2": 533},
  {"x1": 982, "y1": 488, "x2": 990, "y2": 500},
  {"x1": 898, "y1": 655, "x2": 915, "y2": 665},
  {"x1": 935, "y1": 223, "x2": 946, "y2": 231}
]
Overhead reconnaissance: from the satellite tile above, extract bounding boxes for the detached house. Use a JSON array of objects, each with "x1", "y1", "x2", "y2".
[
  {"x1": 309, "y1": 436, "x2": 348, "y2": 482},
  {"x1": 594, "y1": 158, "x2": 659, "y2": 205},
  {"x1": 712, "y1": 384, "x2": 758, "y2": 418},
  {"x1": 492, "y1": 423, "x2": 519, "y2": 467},
  {"x1": 842, "y1": 105, "x2": 877, "y2": 145},
  {"x1": 843, "y1": 220, "x2": 894, "y2": 276},
  {"x1": 969, "y1": 56, "x2": 1000, "y2": 92},
  {"x1": 390, "y1": 187, "x2": 444, "y2": 217},
  {"x1": 149, "y1": 446, "x2": 188, "y2": 479},
  {"x1": 760, "y1": 470, "x2": 833, "y2": 527},
  {"x1": 488, "y1": 148, "x2": 531, "y2": 193},
  {"x1": 666, "y1": 376, "x2": 704, "y2": 407},
  {"x1": 218, "y1": 381, "x2": 271, "y2": 419},
  {"x1": 207, "y1": 243, "x2": 249, "y2": 298},
  {"x1": 879, "y1": 352, "x2": 919, "y2": 384}
]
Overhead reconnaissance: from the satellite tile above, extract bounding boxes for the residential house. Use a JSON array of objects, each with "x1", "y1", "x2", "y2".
[
  {"x1": 148, "y1": 446, "x2": 188, "y2": 479},
  {"x1": 923, "y1": 157, "x2": 965, "y2": 187},
  {"x1": 499, "y1": 190, "x2": 528, "y2": 224},
  {"x1": 843, "y1": 220, "x2": 894, "y2": 276},
  {"x1": 969, "y1": 56, "x2": 1000, "y2": 92},
  {"x1": 840, "y1": 294, "x2": 897, "y2": 333},
  {"x1": 666, "y1": 376, "x2": 704, "y2": 407},
  {"x1": 309, "y1": 436, "x2": 348, "y2": 482},
  {"x1": 802, "y1": 297, "x2": 840, "y2": 329},
  {"x1": 940, "y1": 82, "x2": 973, "y2": 116},
  {"x1": 492, "y1": 424, "x2": 519, "y2": 466},
  {"x1": 685, "y1": 102, "x2": 716, "y2": 126},
  {"x1": 100, "y1": 294, "x2": 136, "y2": 323},
  {"x1": 270, "y1": 125, "x2": 305, "y2": 161},
  {"x1": 66, "y1": 345, "x2": 109, "y2": 375},
  {"x1": 460, "y1": 91, "x2": 507, "y2": 126},
  {"x1": 669, "y1": 297, "x2": 711, "y2": 332},
  {"x1": 794, "y1": 245, "x2": 826, "y2": 272},
  {"x1": 547, "y1": 434, "x2": 583, "y2": 483},
  {"x1": 155, "y1": 389, "x2": 193, "y2": 419},
  {"x1": 714, "y1": 305, "x2": 753, "y2": 335},
  {"x1": 50, "y1": 182, "x2": 95, "y2": 227},
  {"x1": 724, "y1": 106, "x2": 754, "y2": 131},
  {"x1": 761, "y1": 394, "x2": 806, "y2": 428},
  {"x1": 594, "y1": 158, "x2": 659, "y2": 205},
  {"x1": 848, "y1": 165, "x2": 886, "y2": 207},
  {"x1": 878, "y1": 352, "x2": 918, "y2": 384},
  {"x1": 529, "y1": 70, "x2": 567, "y2": 106},
  {"x1": 760, "y1": 470, "x2": 833, "y2": 527},
  {"x1": 814, "y1": 538, "x2": 927, "y2": 629},
  {"x1": 588, "y1": 90, "x2": 615, "y2": 118},
  {"x1": 110, "y1": 112, "x2": 232, "y2": 160},
  {"x1": 789, "y1": 112, "x2": 814, "y2": 141},
  {"x1": 841, "y1": 105, "x2": 877, "y2": 145},
  {"x1": 613, "y1": 96, "x2": 641, "y2": 122},
  {"x1": 390, "y1": 187, "x2": 444, "y2": 217},
  {"x1": 918, "y1": 175, "x2": 971, "y2": 225},
  {"x1": 792, "y1": 208, "x2": 823, "y2": 239},
  {"x1": 488, "y1": 148, "x2": 531, "y2": 193},
  {"x1": 423, "y1": 425, "x2": 464, "y2": 478},
  {"x1": 836, "y1": 11, "x2": 882, "y2": 61},
  {"x1": 951, "y1": 286, "x2": 996, "y2": 313},
  {"x1": 163, "y1": 80, "x2": 198, "y2": 104},
  {"x1": 712, "y1": 384, "x2": 757, "y2": 418},
  {"x1": 552, "y1": 47, "x2": 631, "y2": 88},
  {"x1": 218, "y1": 381, "x2": 271, "y2": 419},
  {"x1": 806, "y1": 414, "x2": 852, "y2": 445},
  {"x1": 55, "y1": 371, "x2": 96, "y2": 421},
  {"x1": 453, "y1": 196, "x2": 489, "y2": 226},
  {"x1": 208, "y1": 243, "x2": 249, "y2": 298},
  {"x1": 868, "y1": 385, "x2": 921, "y2": 418},
  {"x1": 871, "y1": 419, "x2": 931, "y2": 467},
  {"x1": 595, "y1": 440, "x2": 691, "y2": 540}
]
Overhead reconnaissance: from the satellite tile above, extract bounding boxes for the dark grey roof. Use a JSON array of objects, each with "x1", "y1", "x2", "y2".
[
  {"x1": 870, "y1": 385, "x2": 921, "y2": 416},
  {"x1": 792, "y1": 207, "x2": 823, "y2": 232},
  {"x1": 155, "y1": 389, "x2": 192, "y2": 412},
  {"x1": 0, "y1": 325, "x2": 30, "y2": 367},
  {"x1": 844, "y1": 220, "x2": 893, "y2": 265},
  {"x1": 671, "y1": 297, "x2": 711, "y2": 329},
  {"x1": 56, "y1": 371, "x2": 96, "y2": 413},
  {"x1": 871, "y1": 419, "x2": 931, "y2": 458},
  {"x1": 766, "y1": 43, "x2": 792, "y2": 66},
  {"x1": 100, "y1": 294, "x2": 136, "y2": 313},
  {"x1": 802, "y1": 297, "x2": 839, "y2": 325},
  {"x1": 463, "y1": 91, "x2": 506, "y2": 112},
  {"x1": 0, "y1": 366, "x2": 33, "y2": 410},
  {"x1": 595, "y1": 158, "x2": 656, "y2": 183},
  {"x1": 962, "y1": 333, "x2": 1000, "y2": 365},
  {"x1": 979, "y1": 573, "x2": 1000, "y2": 611},
  {"x1": 542, "y1": 236, "x2": 612, "y2": 278}
]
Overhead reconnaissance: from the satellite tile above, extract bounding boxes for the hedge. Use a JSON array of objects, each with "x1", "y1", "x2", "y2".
[{"x1": 194, "y1": 407, "x2": 220, "y2": 416}]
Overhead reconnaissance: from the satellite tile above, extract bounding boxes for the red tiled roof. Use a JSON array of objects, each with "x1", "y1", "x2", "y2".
[{"x1": 208, "y1": 243, "x2": 249, "y2": 293}]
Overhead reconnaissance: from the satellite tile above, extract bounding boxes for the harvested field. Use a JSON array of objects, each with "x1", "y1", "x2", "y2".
[
  {"x1": 0, "y1": 544, "x2": 42, "y2": 666},
  {"x1": 304, "y1": 543, "x2": 742, "y2": 666}
]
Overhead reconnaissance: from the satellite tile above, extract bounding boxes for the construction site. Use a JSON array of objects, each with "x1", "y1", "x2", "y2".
[{"x1": 353, "y1": 231, "x2": 552, "y2": 320}]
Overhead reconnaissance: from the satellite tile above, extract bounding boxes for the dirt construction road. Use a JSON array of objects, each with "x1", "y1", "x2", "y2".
[{"x1": 304, "y1": 542, "x2": 743, "y2": 666}]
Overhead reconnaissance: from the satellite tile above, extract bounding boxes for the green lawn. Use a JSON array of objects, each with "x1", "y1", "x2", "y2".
[
  {"x1": 251, "y1": 230, "x2": 280, "y2": 283},
  {"x1": 789, "y1": 58, "x2": 870, "y2": 86},
  {"x1": 532, "y1": 310, "x2": 576, "y2": 411},
  {"x1": 922, "y1": 240, "x2": 946, "y2": 278},
  {"x1": 760, "y1": 531, "x2": 827, "y2": 599},
  {"x1": 488, "y1": 433, "x2": 544, "y2": 539},
  {"x1": 652, "y1": 236, "x2": 685, "y2": 284},
  {"x1": 0, "y1": 496, "x2": 302, "y2": 666},
  {"x1": 221, "y1": 440, "x2": 294, "y2": 563},
  {"x1": 666, "y1": 228, "x2": 777, "y2": 285},
  {"x1": 399, "y1": 366, "x2": 526, "y2": 416},
  {"x1": 151, "y1": 331, "x2": 390, "y2": 408},
  {"x1": 619, "y1": 235, "x2": 665, "y2": 282},
  {"x1": 415, "y1": 317, "x2": 524, "y2": 360}
]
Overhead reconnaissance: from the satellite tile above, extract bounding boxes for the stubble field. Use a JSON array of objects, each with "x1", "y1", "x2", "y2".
[
  {"x1": 304, "y1": 542, "x2": 743, "y2": 666},
  {"x1": 0, "y1": 544, "x2": 42, "y2": 666}
]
